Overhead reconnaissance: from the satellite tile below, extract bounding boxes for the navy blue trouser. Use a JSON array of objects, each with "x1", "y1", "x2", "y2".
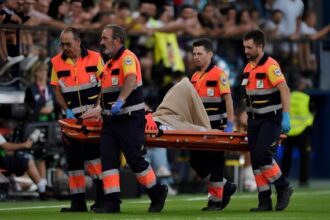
[
  {"x1": 189, "y1": 150, "x2": 224, "y2": 182},
  {"x1": 247, "y1": 113, "x2": 282, "y2": 170},
  {"x1": 100, "y1": 111, "x2": 149, "y2": 173},
  {"x1": 63, "y1": 136, "x2": 101, "y2": 171}
]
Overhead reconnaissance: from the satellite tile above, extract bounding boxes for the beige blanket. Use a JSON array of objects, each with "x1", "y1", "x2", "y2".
[{"x1": 152, "y1": 77, "x2": 211, "y2": 131}]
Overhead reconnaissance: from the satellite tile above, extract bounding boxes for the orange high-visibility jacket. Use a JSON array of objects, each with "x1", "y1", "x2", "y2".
[
  {"x1": 100, "y1": 47, "x2": 144, "y2": 116},
  {"x1": 51, "y1": 48, "x2": 103, "y2": 116},
  {"x1": 242, "y1": 54, "x2": 285, "y2": 117},
  {"x1": 191, "y1": 62, "x2": 230, "y2": 128}
]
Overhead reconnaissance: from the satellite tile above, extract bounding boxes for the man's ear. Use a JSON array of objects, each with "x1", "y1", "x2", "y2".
[{"x1": 208, "y1": 51, "x2": 213, "y2": 59}]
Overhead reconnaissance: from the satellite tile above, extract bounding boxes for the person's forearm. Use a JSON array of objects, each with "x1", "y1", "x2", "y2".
[
  {"x1": 1, "y1": 142, "x2": 26, "y2": 151},
  {"x1": 117, "y1": 75, "x2": 137, "y2": 101},
  {"x1": 224, "y1": 93, "x2": 234, "y2": 122},
  {"x1": 278, "y1": 82, "x2": 291, "y2": 112},
  {"x1": 310, "y1": 25, "x2": 330, "y2": 41},
  {"x1": 54, "y1": 86, "x2": 68, "y2": 110},
  {"x1": 153, "y1": 22, "x2": 184, "y2": 33}
]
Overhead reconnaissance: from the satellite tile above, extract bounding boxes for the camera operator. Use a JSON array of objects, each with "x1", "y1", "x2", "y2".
[{"x1": 0, "y1": 132, "x2": 47, "y2": 199}]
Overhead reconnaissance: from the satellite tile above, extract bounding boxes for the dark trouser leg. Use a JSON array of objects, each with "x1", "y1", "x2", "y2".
[
  {"x1": 248, "y1": 118, "x2": 272, "y2": 211},
  {"x1": 117, "y1": 112, "x2": 167, "y2": 212},
  {"x1": 189, "y1": 150, "x2": 211, "y2": 180},
  {"x1": 251, "y1": 115, "x2": 292, "y2": 211},
  {"x1": 84, "y1": 143, "x2": 103, "y2": 210},
  {"x1": 61, "y1": 136, "x2": 87, "y2": 212},
  {"x1": 94, "y1": 118, "x2": 122, "y2": 213},
  {"x1": 281, "y1": 137, "x2": 294, "y2": 178}
]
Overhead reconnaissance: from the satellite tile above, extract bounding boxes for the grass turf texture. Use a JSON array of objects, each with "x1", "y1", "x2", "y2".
[{"x1": 0, "y1": 181, "x2": 329, "y2": 220}]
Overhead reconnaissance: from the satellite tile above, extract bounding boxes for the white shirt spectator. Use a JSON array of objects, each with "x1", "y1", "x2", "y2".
[
  {"x1": 273, "y1": 0, "x2": 304, "y2": 37},
  {"x1": 301, "y1": 21, "x2": 317, "y2": 35}
]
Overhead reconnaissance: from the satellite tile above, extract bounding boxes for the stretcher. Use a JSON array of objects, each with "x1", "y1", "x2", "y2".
[{"x1": 58, "y1": 119, "x2": 286, "y2": 152}]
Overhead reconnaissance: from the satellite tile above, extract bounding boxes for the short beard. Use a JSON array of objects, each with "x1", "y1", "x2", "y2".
[{"x1": 247, "y1": 54, "x2": 258, "y2": 62}]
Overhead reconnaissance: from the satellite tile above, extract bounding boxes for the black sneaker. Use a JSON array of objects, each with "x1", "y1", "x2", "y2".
[
  {"x1": 60, "y1": 203, "x2": 88, "y2": 212},
  {"x1": 201, "y1": 201, "x2": 222, "y2": 211},
  {"x1": 90, "y1": 201, "x2": 103, "y2": 212},
  {"x1": 220, "y1": 182, "x2": 237, "y2": 210},
  {"x1": 39, "y1": 190, "x2": 54, "y2": 201},
  {"x1": 275, "y1": 186, "x2": 293, "y2": 211},
  {"x1": 93, "y1": 206, "x2": 120, "y2": 213},
  {"x1": 148, "y1": 185, "x2": 168, "y2": 213},
  {"x1": 250, "y1": 196, "x2": 273, "y2": 212}
]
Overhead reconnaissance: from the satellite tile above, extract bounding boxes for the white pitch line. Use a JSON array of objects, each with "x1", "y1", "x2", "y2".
[{"x1": 0, "y1": 190, "x2": 330, "y2": 211}]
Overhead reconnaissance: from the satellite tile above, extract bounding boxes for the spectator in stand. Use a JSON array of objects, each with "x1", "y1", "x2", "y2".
[
  {"x1": 301, "y1": 10, "x2": 330, "y2": 41},
  {"x1": 250, "y1": 7, "x2": 264, "y2": 28},
  {"x1": 237, "y1": 9, "x2": 259, "y2": 35},
  {"x1": 24, "y1": 62, "x2": 56, "y2": 185},
  {"x1": 272, "y1": 0, "x2": 304, "y2": 39},
  {"x1": 0, "y1": 133, "x2": 48, "y2": 199},
  {"x1": 77, "y1": 0, "x2": 115, "y2": 32},
  {"x1": 151, "y1": 4, "x2": 205, "y2": 37},
  {"x1": 19, "y1": 0, "x2": 67, "y2": 30},
  {"x1": 198, "y1": 3, "x2": 225, "y2": 37},
  {"x1": 272, "y1": 0, "x2": 304, "y2": 59},
  {"x1": 222, "y1": 6, "x2": 240, "y2": 37},
  {"x1": 298, "y1": 9, "x2": 330, "y2": 81},
  {"x1": 115, "y1": 1, "x2": 132, "y2": 29},
  {"x1": 62, "y1": 0, "x2": 90, "y2": 26},
  {"x1": 263, "y1": 9, "x2": 284, "y2": 39},
  {"x1": 33, "y1": 0, "x2": 50, "y2": 14},
  {"x1": 0, "y1": 0, "x2": 24, "y2": 76}
]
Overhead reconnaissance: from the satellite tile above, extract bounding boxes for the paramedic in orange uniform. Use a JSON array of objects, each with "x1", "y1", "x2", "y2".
[
  {"x1": 50, "y1": 27, "x2": 104, "y2": 212},
  {"x1": 190, "y1": 38, "x2": 237, "y2": 211},
  {"x1": 242, "y1": 29, "x2": 293, "y2": 212},
  {"x1": 91, "y1": 24, "x2": 168, "y2": 213}
]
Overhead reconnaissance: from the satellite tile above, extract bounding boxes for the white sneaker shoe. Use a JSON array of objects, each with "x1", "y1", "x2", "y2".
[
  {"x1": 167, "y1": 185, "x2": 178, "y2": 196},
  {"x1": 156, "y1": 166, "x2": 171, "y2": 177},
  {"x1": 0, "y1": 55, "x2": 25, "y2": 76},
  {"x1": 20, "y1": 54, "x2": 39, "y2": 71}
]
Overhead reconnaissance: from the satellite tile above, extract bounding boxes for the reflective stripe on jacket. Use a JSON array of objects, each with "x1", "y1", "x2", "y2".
[
  {"x1": 51, "y1": 49, "x2": 102, "y2": 116},
  {"x1": 191, "y1": 62, "x2": 230, "y2": 128},
  {"x1": 243, "y1": 55, "x2": 284, "y2": 117},
  {"x1": 101, "y1": 47, "x2": 144, "y2": 116}
]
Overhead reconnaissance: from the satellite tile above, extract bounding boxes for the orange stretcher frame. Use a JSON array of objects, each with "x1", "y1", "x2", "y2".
[{"x1": 58, "y1": 119, "x2": 286, "y2": 152}]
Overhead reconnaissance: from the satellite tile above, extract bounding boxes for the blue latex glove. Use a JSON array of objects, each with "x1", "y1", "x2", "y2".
[
  {"x1": 224, "y1": 121, "x2": 234, "y2": 133},
  {"x1": 281, "y1": 112, "x2": 291, "y2": 134},
  {"x1": 111, "y1": 99, "x2": 125, "y2": 115},
  {"x1": 65, "y1": 108, "x2": 76, "y2": 119}
]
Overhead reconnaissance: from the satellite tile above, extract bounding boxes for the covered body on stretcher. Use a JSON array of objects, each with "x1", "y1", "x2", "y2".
[{"x1": 59, "y1": 78, "x2": 285, "y2": 151}]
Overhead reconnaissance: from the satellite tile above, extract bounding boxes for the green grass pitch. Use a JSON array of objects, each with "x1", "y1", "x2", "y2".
[{"x1": 0, "y1": 181, "x2": 329, "y2": 220}]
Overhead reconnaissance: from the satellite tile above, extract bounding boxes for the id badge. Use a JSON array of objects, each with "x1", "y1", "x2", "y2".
[
  {"x1": 112, "y1": 77, "x2": 119, "y2": 85},
  {"x1": 241, "y1": 78, "x2": 248, "y2": 86},
  {"x1": 207, "y1": 88, "x2": 214, "y2": 96},
  {"x1": 90, "y1": 75, "x2": 96, "y2": 83},
  {"x1": 256, "y1": 80, "x2": 264, "y2": 89}
]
